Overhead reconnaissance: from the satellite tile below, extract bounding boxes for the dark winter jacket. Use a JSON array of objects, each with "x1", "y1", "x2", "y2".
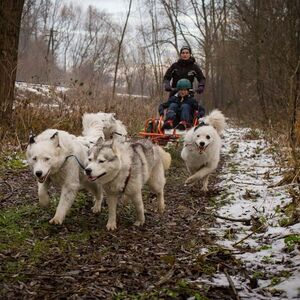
[
  {"x1": 163, "y1": 57, "x2": 206, "y2": 95},
  {"x1": 158, "y1": 94, "x2": 205, "y2": 118}
]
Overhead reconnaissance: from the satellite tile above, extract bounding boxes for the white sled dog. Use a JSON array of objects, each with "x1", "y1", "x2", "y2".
[
  {"x1": 26, "y1": 112, "x2": 127, "y2": 224},
  {"x1": 77, "y1": 112, "x2": 127, "y2": 147},
  {"x1": 84, "y1": 138, "x2": 171, "y2": 230},
  {"x1": 181, "y1": 109, "x2": 226, "y2": 191}
]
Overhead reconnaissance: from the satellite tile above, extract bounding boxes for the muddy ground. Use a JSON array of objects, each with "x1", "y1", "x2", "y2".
[{"x1": 0, "y1": 150, "x2": 242, "y2": 300}]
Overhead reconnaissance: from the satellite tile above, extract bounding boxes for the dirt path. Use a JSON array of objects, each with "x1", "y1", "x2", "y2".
[{"x1": 0, "y1": 150, "x2": 238, "y2": 299}]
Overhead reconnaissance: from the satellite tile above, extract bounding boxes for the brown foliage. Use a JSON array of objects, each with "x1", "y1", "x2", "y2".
[{"x1": 0, "y1": 87, "x2": 158, "y2": 151}]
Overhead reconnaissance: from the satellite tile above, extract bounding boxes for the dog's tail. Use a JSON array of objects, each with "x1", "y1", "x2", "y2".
[
  {"x1": 206, "y1": 109, "x2": 226, "y2": 134},
  {"x1": 158, "y1": 146, "x2": 172, "y2": 171},
  {"x1": 81, "y1": 113, "x2": 105, "y2": 138}
]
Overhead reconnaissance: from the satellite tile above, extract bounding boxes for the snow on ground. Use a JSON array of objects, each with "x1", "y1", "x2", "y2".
[
  {"x1": 14, "y1": 81, "x2": 70, "y2": 109},
  {"x1": 15, "y1": 82, "x2": 148, "y2": 100},
  {"x1": 15, "y1": 81, "x2": 69, "y2": 98},
  {"x1": 116, "y1": 92, "x2": 150, "y2": 99},
  {"x1": 202, "y1": 125, "x2": 300, "y2": 299}
]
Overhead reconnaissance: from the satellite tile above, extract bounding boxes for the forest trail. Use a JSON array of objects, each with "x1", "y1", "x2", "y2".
[{"x1": 0, "y1": 124, "x2": 299, "y2": 299}]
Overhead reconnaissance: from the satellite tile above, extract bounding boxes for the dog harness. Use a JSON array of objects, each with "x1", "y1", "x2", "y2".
[
  {"x1": 64, "y1": 154, "x2": 86, "y2": 170},
  {"x1": 193, "y1": 121, "x2": 209, "y2": 131},
  {"x1": 121, "y1": 167, "x2": 131, "y2": 193}
]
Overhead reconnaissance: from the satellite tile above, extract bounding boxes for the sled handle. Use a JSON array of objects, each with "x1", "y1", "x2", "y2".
[{"x1": 158, "y1": 115, "x2": 164, "y2": 134}]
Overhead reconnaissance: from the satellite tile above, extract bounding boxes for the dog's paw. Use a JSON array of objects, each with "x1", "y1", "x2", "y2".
[
  {"x1": 185, "y1": 177, "x2": 195, "y2": 186},
  {"x1": 201, "y1": 186, "x2": 209, "y2": 192},
  {"x1": 49, "y1": 216, "x2": 63, "y2": 225},
  {"x1": 134, "y1": 219, "x2": 145, "y2": 227},
  {"x1": 91, "y1": 204, "x2": 101, "y2": 214},
  {"x1": 158, "y1": 203, "x2": 165, "y2": 214},
  {"x1": 106, "y1": 221, "x2": 117, "y2": 231}
]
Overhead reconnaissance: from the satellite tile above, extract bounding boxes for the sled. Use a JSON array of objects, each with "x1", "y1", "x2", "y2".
[{"x1": 139, "y1": 115, "x2": 199, "y2": 146}]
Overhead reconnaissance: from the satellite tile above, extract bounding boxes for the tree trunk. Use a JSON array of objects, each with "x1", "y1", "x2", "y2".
[
  {"x1": 253, "y1": 0, "x2": 268, "y2": 122},
  {"x1": 112, "y1": 0, "x2": 132, "y2": 100},
  {"x1": 0, "y1": 0, "x2": 24, "y2": 124}
]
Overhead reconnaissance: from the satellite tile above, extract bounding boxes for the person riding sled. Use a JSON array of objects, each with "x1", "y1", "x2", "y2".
[
  {"x1": 159, "y1": 79, "x2": 205, "y2": 131},
  {"x1": 163, "y1": 45, "x2": 206, "y2": 97}
]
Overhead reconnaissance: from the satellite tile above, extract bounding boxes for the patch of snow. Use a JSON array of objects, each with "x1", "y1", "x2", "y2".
[
  {"x1": 116, "y1": 92, "x2": 150, "y2": 99},
  {"x1": 15, "y1": 81, "x2": 69, "y2": 96},
  {"x1": 199, "y1": 125, "x2": 300, "y2": 299},
  {"x1": 276, "y1": 273, "x2": 300, "y2": 299},
  {"x1": 15, "y1": 81, "x2": 69, "y2": 105}
]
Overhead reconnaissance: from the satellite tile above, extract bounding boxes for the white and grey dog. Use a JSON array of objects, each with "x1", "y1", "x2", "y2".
[
  {"x1": 26, "y1": 112, "x2": 127, "y2": 225},
  {"x1": 181, "y1": 109, "x2": 226, "y2": 191},
  {"x1": 85, "y1": 138, "x2": 171, "y2": 230},
  {"x1": 26, "y1": 129, "x2": 103, "y2": 224}
]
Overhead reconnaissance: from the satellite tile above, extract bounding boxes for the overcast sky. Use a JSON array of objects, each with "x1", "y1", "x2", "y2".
[{"x1": 71, "y1": 0, "x2": 139, "y2": 21}]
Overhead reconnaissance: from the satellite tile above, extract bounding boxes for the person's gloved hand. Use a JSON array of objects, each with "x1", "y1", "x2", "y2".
[
  {"x1": 159, "y1": 107, "x2": 165, "y2": 116},
  {"x1": 196, "y1": 86, "x2": 205, "y2": 94}
]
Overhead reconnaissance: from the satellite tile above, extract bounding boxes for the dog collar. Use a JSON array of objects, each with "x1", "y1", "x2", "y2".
[{"x1": 112, "y1": 131, "x2": 127, "y2": 139}]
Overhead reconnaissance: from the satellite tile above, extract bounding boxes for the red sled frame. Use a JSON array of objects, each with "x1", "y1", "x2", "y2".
[{"x1": 139, "y1": 115, "x2": 199, "y2": 146}]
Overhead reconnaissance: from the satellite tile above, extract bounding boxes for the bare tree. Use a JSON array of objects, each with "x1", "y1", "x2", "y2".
[
  {"x1": 0, "y1": 0, "x2": 24, "y2": 123},
  {"x1": 112, "y1": 0, "x2": 133, "y2": 100},
  {"x1": 59, "y1": 4, "x2": 81, "y2": 72},
  {"x1": 69, "y1": 6, "x2": 117, "y2": 96},
  {"x1": 159, "y1": 0, "x2": 180, "y2": 53}
]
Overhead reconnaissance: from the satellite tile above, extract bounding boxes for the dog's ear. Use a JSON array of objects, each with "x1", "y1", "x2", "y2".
[
  {"x1": 50, "y1": 132, "x2": 60, "y2": 147},
  {"x1": 109, "y1": 113, "x2": 116, "y2": 122},
  {"x1": 28, "y1": 134, "x2": 36, "y2": 145}
]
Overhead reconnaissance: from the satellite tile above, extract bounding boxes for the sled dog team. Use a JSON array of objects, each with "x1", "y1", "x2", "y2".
[{"x1": 26, "y1": 111, "x2": 226, "y2": 230}]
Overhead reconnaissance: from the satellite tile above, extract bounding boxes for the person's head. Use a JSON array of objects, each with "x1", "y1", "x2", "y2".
[
  {"x1": 180, "y1": 45, "x2": 192, "y2": 60},
  {"x1": 176, "y1": 79, "x2": 191, "y2": 97}
]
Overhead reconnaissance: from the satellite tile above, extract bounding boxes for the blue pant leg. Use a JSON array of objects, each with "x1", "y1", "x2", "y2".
[
  {"x1": 165, "y1": 103, "x2": 179, "y2": 122},
  {"x1": 180, "y1": 103, "x2": 193, "y2": 124}
]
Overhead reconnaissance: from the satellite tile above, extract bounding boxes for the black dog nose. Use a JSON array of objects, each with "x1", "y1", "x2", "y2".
[
  {"x1": 200, "y1": 142, "x2": 205, "y2": 147},
  {"x1": 35, "y1": 171, "x2": 43, "y2": 177},
  {"x1": 85, "y1": 168, "x2": 92, "y2": 176}
]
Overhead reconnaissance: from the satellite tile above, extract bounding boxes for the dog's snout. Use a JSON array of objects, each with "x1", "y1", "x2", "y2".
[
  {"x1": 35, "y1": 170, "x2": 43, "y2": 177},
  {"x1": 199, "y1": 141, "x2": 205, "y2": 147},
  {"x1": 85, "y1": 168, "x2": 92, "y2": 176}
]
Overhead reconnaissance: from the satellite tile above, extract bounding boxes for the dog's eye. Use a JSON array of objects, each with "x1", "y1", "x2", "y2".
[
  {"x1": 98, "y1": 160, "x2": 105, "y2": 163},
  {"x1": 197, "y1": 134, "x2": 200, "y2": 138},
  {"x1": 32, "y1": 157, "x2": 37, "y2": 161},
  {"x1": 88, "y1": 158, "x2": 92, "y2": 161},
  {"x1": 206, "y1": 135, "x2": 210, "y2": 139},
  {"x1": 44, "y1": 157, "x2": 50, "y2": 161}
]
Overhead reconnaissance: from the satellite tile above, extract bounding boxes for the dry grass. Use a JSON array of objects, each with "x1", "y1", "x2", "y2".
[{"x1": 0, "y1": 87, "x2": 160, "y2": 152}]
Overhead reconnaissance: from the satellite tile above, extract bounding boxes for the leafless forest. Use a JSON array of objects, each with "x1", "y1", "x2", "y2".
[
  {"x1": 0, "y1": 1, "x2": 300, "y2": 298},
  {"x1": 0, "y1": 0, "x2": 299, "y2": 182}
]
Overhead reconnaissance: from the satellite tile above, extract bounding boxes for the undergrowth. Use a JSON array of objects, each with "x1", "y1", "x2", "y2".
[{"x1": 0, "y1": 87, "x2": 159, "y2": 152}]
